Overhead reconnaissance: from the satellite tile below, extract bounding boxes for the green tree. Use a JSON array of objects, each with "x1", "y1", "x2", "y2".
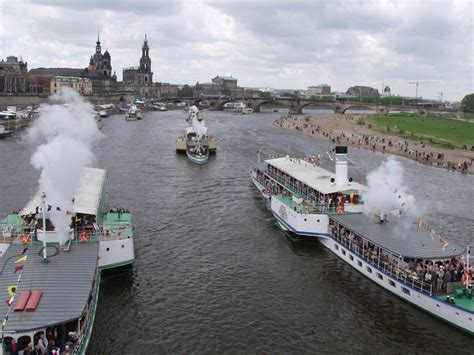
[
  {"x1": 179, "y1": 84, "x2": 193, "y2": 97},
  {"x1": 259, "y1": 91, "x2": 272, "y2": 98},
  {"x1": 461, "y1": 93, "x2": 474, "y2": 112},
  {"x1": 291, "y1": 91, "x2": 300, "y2": 99}
]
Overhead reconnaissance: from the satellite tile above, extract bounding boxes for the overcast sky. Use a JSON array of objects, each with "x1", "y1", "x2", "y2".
[{"x1": 0, "y1": 0, "x2": 472, "y2": 101}]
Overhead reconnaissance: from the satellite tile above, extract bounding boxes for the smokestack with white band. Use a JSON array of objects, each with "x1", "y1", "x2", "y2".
[{"x1": 335, "y1": 146, "x2": 348, "y2": 186}]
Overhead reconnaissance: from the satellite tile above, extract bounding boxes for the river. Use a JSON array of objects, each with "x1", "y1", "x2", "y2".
[{"x1": 0, "y1": 108, "x2": 473, "y2": 353}]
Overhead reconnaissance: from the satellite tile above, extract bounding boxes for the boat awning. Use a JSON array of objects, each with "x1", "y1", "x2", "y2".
[
  {"x1": 330, "y1": 214, "x2": 465, "y2": 259},
  {"x1": 265, "y1": 157, "x2": 366, "y2": 195},
  {"x1": 19, "y1": 167, "x2": 106, "y2": 217},
  {"x1": 0, "y1": 243, "x2": 99, "y2": 332},
  {"x1": 73, "y1": 167, "x2": 106, "y2": 216}
]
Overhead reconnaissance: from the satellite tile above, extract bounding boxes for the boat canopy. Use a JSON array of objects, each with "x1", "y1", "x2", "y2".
[
  {"x1": 0, "y1": 243, "x2": 99, "y2": 332},
  {"x1": 266, "y1": 157, "x2": 366, "y2": 195},
  {"x1": 330, "y1": 214, "x2": 465, "y2": 259},
  {"x1": 20, "y1": 167, "x2": 106, "y2": 217}
]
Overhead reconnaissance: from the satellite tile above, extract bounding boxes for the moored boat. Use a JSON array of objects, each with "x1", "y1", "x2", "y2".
[
  {"x1": 0, "y1": 167, "x2": 135, "y2": 353},
  {"x1": 125, "y1": 104, "x2": 142, "y2": 121},
  {"x1": 0, "y1": 125, "x2": 13, "y2": 139}
]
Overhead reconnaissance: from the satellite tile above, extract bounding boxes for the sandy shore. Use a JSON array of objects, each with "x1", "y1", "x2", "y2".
[{"x1": 274, "y1": 114, "x2": 474, "y2": 174}]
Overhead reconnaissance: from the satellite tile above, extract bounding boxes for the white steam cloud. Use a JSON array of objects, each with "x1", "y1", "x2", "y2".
[
  {"x1": 189, "y1": 106, "x2": 208, "y2": 139},
  {"x1": 29, "y1": 88, "x2": 101, "y2": 244},
  {"x1": 362, "y1": 157, "x2": 417, "y2": 219}
]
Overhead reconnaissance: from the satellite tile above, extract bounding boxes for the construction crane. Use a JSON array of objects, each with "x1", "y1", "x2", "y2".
[
  {"x1": 437, "y1": 92, "x2": 458, "y2": 102},
  {"x1": 408, "y1": 81, "x2": 439, "y2": 98}
]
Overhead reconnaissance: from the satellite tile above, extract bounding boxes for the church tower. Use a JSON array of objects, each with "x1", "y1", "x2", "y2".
[{"x1": 139, "y1": 34, "x2": 153, "y2": 85}]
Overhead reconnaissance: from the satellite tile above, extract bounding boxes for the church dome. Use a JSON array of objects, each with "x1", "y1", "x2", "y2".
[{"x1": 103, "y1": 50, "x2": 111, "y2": 58}]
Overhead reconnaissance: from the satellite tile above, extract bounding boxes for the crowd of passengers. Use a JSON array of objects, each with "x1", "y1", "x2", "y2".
[
  {"x1": 332, "y1": 223, "x2": 473, "y2": 293},
  {"x1": 3, "y1": 328, "x2": 80, "y2": 355},
  {"x1": 259, "y1": 164, "x2": 359, "y2": 206}
]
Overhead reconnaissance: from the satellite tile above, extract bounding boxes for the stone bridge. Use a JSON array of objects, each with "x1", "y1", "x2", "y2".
[
  {"x1": 163, "y1": 96, "x2": 457, "y2": 115},
  {"x1": 169, "y1": 96, "x2": 457, "y2": 115}
]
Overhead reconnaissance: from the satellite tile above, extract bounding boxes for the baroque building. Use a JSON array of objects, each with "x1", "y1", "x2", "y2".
[
  {"x1": 195, "y1": 75, "x2": 245, "y2": 98},
  {"x1": 0, "y1": 56, "x2": 28, "y2": 93}
]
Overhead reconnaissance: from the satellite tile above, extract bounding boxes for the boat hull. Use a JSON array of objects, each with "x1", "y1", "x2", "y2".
[
  {"x1": 318, "y1": 236, "x2": 474, "y2": 335},
  {"x1": 186, "y1": 150, "x2": 209, "y2": 164}
]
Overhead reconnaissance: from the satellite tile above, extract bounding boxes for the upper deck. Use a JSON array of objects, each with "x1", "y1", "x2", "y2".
[{"x1": 0, "y1": 243, "x2": 99, "y2": 332}]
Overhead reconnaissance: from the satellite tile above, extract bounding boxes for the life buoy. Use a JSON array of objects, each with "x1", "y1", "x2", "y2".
[
  {"x1": 19, "y1": 233, "x2": 31, "y2": 245},
  {"x1": 79, "y1": 232, "x2": 89, "y2": 242},
  {"x1": 336, "y1": 206, "x2": 344, "y2": 214},
  {"x1": 461, "y1": 273, "x2": 472, "y2": 286}
]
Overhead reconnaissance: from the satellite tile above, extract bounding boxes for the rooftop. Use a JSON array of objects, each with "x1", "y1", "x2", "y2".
[
  {"x1": 330, "y1": 213, "x2": 465, "y2": 259},
  {"x1": 265, "y1": 157, "x2": 366, "y2": 195},
  {"x1": 20, "y1": 167, "x2": 106, "y2": 217},
  {"x1": 0, "y1": 243, "x2": 99, "y2": 332}
]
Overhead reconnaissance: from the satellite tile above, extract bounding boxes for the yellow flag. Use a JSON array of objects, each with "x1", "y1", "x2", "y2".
[
  {"x1": 417, "y1": 218, "x2": 423, "y2": 231},
  {"x1": 15, "y1": 255, "x2": 27, "y2": 264},
  {"x1": 1, "y1": 319, "x2": 6, "y2": 328},
  {"x1": 7, "y1": 286, "x2": 16, "y2": 297}
]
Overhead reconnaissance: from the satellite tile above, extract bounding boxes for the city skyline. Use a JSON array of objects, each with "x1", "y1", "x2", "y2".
[{"x1": 0, "y1": 0, "x2": 472, "y2": 101}]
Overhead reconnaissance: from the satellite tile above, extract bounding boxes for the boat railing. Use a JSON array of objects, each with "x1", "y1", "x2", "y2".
[{"x1": 332, "y1": 232, "x2": 433, "y2": 296}]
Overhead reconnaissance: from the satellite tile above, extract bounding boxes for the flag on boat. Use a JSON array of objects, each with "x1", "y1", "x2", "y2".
[
  {"x1": 417, "y1": 218, "x2": 423, "y2": 231},
  {"x1": 15, "y1": 256, "x2": 27, "y2": 264},
  {"x1": 5, "y1": 296, "x2": 13, "y2": 307},
  {"x1": 430, "y1": 230, "x2": 436, "y2": 240},
  {"x1": 21, "y1": 247, "x2": 29, "y2": 255},
  {"x1": 7, "y1": 286, "x2": 16, "y2": 297},
  {"x1": 14, "y1": 265, "x2": 24, "y2": 273},
  {"x1": 93, "y1": 223, "x2": 100, "y2": 231}
]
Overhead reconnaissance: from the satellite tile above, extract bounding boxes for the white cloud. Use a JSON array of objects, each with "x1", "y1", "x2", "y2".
[{"x1": 0, "y1": 0, "x2": 471, "y2": 100}]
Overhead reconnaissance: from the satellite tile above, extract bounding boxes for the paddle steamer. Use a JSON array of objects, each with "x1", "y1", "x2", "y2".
[{"x1": 0, "y1": 167, "x2": 135, "y2": 353}]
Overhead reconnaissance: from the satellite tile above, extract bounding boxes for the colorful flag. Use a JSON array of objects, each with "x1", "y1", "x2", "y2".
[
  {"x1": 14, "y1": 256, "x2": 27, "y2": 264},
  {"x1": 417, "y1": 218, "x2": 423, "y2": 231},
  {"x1": 7, "y1": 286, "x2": 16, "y2": 297},
  {"x1": 93, "y1": 223, "x2": 99, "y2": 231},
  {"x1": 5, "y1": 296, "x2": 13, "y2": 307},
  {"x1": 14, "y1": 265, "x2": 24, "y2": 273},
  {"x1": 21, "y1": 247, "x2": 29, "y2": 255}
]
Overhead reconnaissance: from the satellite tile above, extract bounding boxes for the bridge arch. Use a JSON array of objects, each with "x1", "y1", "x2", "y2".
[
  {"x1": 341, "y1": 105, "x2": 378, "y2": 114},
  {"x1": 299, "y1": 101, "x2": 335, "y2": 114}
]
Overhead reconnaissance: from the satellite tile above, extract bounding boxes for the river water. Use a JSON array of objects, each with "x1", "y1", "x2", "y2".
[{"x1": 0, "y1": 109, "x2": 473, "y2": 353}]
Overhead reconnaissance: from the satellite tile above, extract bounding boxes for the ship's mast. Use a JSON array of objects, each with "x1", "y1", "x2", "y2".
[{"x1": 41, "y1": 192, "x2": 48, "y2": 263}]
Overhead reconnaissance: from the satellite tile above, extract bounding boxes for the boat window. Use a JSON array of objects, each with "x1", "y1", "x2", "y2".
[
  {"x1": 349, "y1": 255, "x2": 354, "y2": 261},
  {"x1": 342, "y1": 249, "x2": 346, "y2": 255},
  {"x1": 377, "y1": 273, "x2": 383, "y2": 280},
  {"x1": 335, "y1": 244, "x2": 339, "y2": 250},
  {"x1": 389, "y1": 280, "x2": 396, "y2": 287},
  {"x1": 367, "y1": 266, "x2": 372, "y2": 273},
  {"x1": 357, "y1": 260, "x2": 362, "y2": 267},
  {"x1": 402, "y1": 287, "x2": 410, "y2": 295}
]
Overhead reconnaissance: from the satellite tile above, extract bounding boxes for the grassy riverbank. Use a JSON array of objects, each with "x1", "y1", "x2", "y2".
[{"x1": 365, "y1": 113, "x2": 474, "y2": 148}]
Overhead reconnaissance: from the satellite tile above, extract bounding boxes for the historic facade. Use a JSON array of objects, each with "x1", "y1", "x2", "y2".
[
  {"x1": 346, "y1": 85, "x2": 379, "y2": 97},
  {"x1": 195, "y1": 75, "x2": 245, "y2": 98},
  {"x1": 50, "y1": 76, "x2": 92, "y2": 95},
  {"x1": 123, "y1": 35, "x2": 153, "y2": 86},
  {"x1": 0, "y1": 56, "x2": 28, "y2": 93}
]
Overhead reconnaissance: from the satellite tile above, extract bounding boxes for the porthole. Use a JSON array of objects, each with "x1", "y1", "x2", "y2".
[
  {"x1": 349, "y1": 255, "x2": 354, "y2": 261},
  {"x1": 469, "y1": 318, "x2": 472, "y2": 321},
  {"x1": 335, "y1": 244, "x2": 339, "y2": 250},
  {"x1": 367, "y1": 266, "x2": 372, "y2": 273},
  {"x1": 342, "y1": 249, "x2": 346, "y2": 255},
  {"x1": 317, "y1": 219, "x2": 320, "y2": 223},
  {"x1": 389, "y1": 280, "x2": 396, "y2": 287},
  {"x1": 456, "y1": 312, "x2": 459, "y2": 316},
  {"x1": 121, "y1": 245, "x2": 125, "y2": 248},
  {"x1": 357, "y1": 261, "x2": 362, "y2": 267},
  {"x1": 436, "y1": 304, "x2": 440, "y2": 308},
  {"x1": 304, "y1": 218, "x2": 307, "y2": 221},
  {"x1": 106, "y1": 248, "x2": 110, "y2": 252},
  {"x1": 402, "y1": 287, "x2": 410, "y2": 295},
  {"x1": 377, "y1": 273, "x2": 383, "y2": 280}
]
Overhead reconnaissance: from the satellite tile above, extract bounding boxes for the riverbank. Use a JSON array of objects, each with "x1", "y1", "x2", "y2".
[{"x1": 274, "y1": 114, "x2": 474, "y2": 174}]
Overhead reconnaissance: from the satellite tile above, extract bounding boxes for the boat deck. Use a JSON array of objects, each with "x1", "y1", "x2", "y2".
[
  {"x1": 436, "y1": 293, "x2": 474, "y2": 312},
  {"x1": 0, "y1": 243, "x2": 99, "y2": 332},
  {"x1": 275, "y1": 194, "x2": 339, "y2": 214},
  {"x1": 101, "y1": 212, "x2": 133, "y2": 238}
]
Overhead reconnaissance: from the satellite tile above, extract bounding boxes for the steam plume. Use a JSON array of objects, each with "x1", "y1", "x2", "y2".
[{"x1": 29, "y1": 88, "x2": 101, "y2": 244}]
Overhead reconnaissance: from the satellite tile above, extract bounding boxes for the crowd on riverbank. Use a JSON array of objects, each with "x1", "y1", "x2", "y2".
[{"x1": 275, "y1": 114, "x2": 474, "y2": 174}]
